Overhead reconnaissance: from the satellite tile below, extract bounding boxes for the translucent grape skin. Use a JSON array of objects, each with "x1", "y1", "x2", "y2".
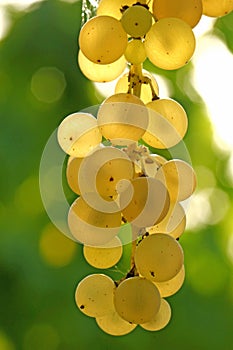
[
  {"x1": 79, "y1": 15, "x2": 128, "y2": 64},
  {"x1": 202, "y1": 0, "x2": 233, "y2": 17},
  {"x1": 96, "y1": 310, "x2": 137, "y2": 336},
  {"x1": 140, "y1": 298, "x2": 171, "y2": 331},
  {"x1": 114, "y1": 276, "x2": 161, "y2": 324},
  {"x1": 135, "y1": 233, "x2": 184, "y2": 282},
  {"x1": 121, "y1": 5, "x2": 152, "y2": 38},
  {"x1": 75, "y1": 274, "x2": 115, "y2": 317}
]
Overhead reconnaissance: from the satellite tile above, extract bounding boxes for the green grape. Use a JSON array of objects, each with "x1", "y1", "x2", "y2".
[
  {"x1": 66, "y1": 156, "x2": 83, "y2": 195},
  {"x1": 124, "y1": 39, "x2": 147, "y2": 65},
  {"x1": 57, "y1": 112, "x2": 102, "y2": 157},
  {"x1": 96, "y1": 310, "x2": 137, "y2": 336},
  {"x1": 149, "y1": 202, "x2": 186, "y2": 239},
  {"x1": 114, "y1": 277, "x2": 161, "y2": 324},
  {"x1": 142, "y1": 98, "x2": 188, "y2": 149},
  {"x1": 79, "y1": 15, "x2": 128, "y2": 64},
  {"x1": 68, "y1": 196, "x2": 121, "y2": 246},
  {"x1": 115, "y1": 70, "x2": 159, "y2": 104},
  {"x1": 83, "y1": 236, "x2": 123, "y2": 269},
  {"x1": 121, "y1": 5, "x2": 152, "y2": 37},
  {"x1": 75, "y1": 274, "x2": 115, "y2": 317},
  {"x1": 97, "y1": 93, "x2": 148, "y2": 145},
  {"x1": 135, "y1": 233, "x2": 184, "y2": 282},
  {"x1": 152, "y1": 0, "x2": 203, "y2": 28},
  {"x1": 153, "y1": 265, "x2": 185, "y2": 297},
  {"x1": 77, "y1": 146, "x2": 134, "y2": 203},
  {"x1": 140, "y1": 298, "x2": 171, "y2": 331},
  {"x1": 119, "y1": 177, "x2": 170, "y2": 228},
  {"x1": 155, "y1": 159, "x2": 197, "y2": 202},
  {"x1": 144, "y1": 18, "x2": 196, "y2": 70},
  {"x1": 78, "y1": 50, "x2": 126, "y2": 82},
  {"x1": 97, "y1": 0, "x2": 136, "y2": 20},
  {"x1": 202, "y1": 0, "x2": 233, "y2": 17}
]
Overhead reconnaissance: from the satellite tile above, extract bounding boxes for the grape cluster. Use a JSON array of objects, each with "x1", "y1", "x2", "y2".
[{"x1": 55, "y1": 0, "x2": 233, "y2": 337}]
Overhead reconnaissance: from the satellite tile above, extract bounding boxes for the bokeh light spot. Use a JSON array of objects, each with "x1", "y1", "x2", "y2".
[
  {"x1": 0, "y1": 331, "x2": 15, "y2": 350},
  {"x1": 39, "y1": 223, "x2": 77, "y2": 267},
  {"x1": 31, "y1": 67, "x2": 66, "y2": 103}
]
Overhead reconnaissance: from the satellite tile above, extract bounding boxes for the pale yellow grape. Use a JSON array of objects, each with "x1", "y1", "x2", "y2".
[
  {"x1": 124, "y1": 39, "x2": 147, "y2": 64},
  {"x1": 121, "y1": 5, "x2": 152, "y2": 37},
  {"x1": 78, "y1": 146, "x2": 134, "y2": 203},
  {"x1": 143, "y1": 98, "x2": 188, "y2": 149},
  {"x1": 149, "y1": 202, "x2": 186, "y2": 239},
  {"x1": 83, "y1": 236, "x2": 123, "y2": 269},
  {"x1": 97, "y1": 93, "x2": 148, "y2": 145},
  {"x1": 202, "y1": 0, "x2": 233, "y2": 17},
  {"x1": 97, "y1": 0, "x2": 136, "y2": 19},
  {"x1": 155, "y1": 159, "x2": 197, "y2": 202},
  {"x1": 140, "y1": 298, "x2": 171, "y2": 331},
  {"x1": 79, "y1": 16, "x2": 128, "y2": 64},
  {"x1": 154, "y1": 265, "x2": 185, "y2": 297},
  {"x1": 75, "y1": 274, "x2": 115, "y2": 317},
  {"x1": 68, "y1": 197, "x2": 121, "y2": 246},
  {"x1": 114, "y1": 277, "x2": 161, "y2": 324},
  {"x1": 66, "y1": 156, "x2": 83, "y2": 195},
  {"x1": 57, "y1": 112, "x2": 102, "y2": 157},
  {"x1": 152, "y1": 0, "x2": 203, "y2": 28},
  {"x1": 78, "y1": 50, "x2": 126, "y2": 82},
  {"x1": 135, "y1": 233, "x2": 184, "y2": 282},
  {"x1": 115, "y1": 70, "x2": 159, "y2": 104},
  {"x1": 145, "y1": 18, "x2": 196, "y2": 70},
  {"x1": 119, "y1": 177, "x2": 170, "y2": 228},
  {"x1": 96, "y1": 309, "x2": 137, "y2": 336}
]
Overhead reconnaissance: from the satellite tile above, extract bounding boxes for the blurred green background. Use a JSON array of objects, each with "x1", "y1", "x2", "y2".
[{"x1": 0, "y1": 1, "x2": 233, "y2": 349}]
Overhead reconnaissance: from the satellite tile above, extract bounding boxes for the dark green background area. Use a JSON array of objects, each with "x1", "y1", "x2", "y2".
[{"x1": 0, "y1": 1, "x2": 233, "y2": 349}]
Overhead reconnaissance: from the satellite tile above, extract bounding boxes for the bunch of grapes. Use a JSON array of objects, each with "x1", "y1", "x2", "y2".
[{"x1": 55, "y1": 0, "x2": 233, "y2": 336}]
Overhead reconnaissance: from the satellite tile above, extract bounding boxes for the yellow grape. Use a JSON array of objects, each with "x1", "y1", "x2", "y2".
[
  {"x1": 77, "y1": 146, "x2": 134, "y2": 202},
  {"x1": 152, "y1": 0, "x2": 203, "y2": 28},
  {"x1": 154, "y1": 265, "x2": 185, "y2": 297},
  {"x1": 79, "y1": 16, "x2": 127, "y2": 64},
  {"x1": 143, "y1": 98, "x2": 188, "y2": 149},
  {"x1": 75, "y1": 274, "x2": 115, "y2": 317},
  {"x1": 114, "y1": 277, "x2": 161, "y2": 324},
  {"x1": 119, "y1": 177, "x2": 170, "y2": 228},
  {"x1": 145, "y1": 18, "x2": 196, "y2": 70},
  {"x1": 68, "y1": 196, "x2": 121, "y2": 246},
  {"x1": 124, "y1": 39, "x2": 147, "y2": 64},
  {"x1": 57, "y1": 112, "x2": 102, "y2": 157},
  {"x1": 97, "y1": 0, "x2": 136, "y2": 20},
  {"x1": 66, "y1": 156, "x2": 83, "y2": 195},
  {"x1": 121, "y1": 5, "x2": 152, "y2": 37},
  {"x1": 155, "y1": 159, "x2": 197, "y2": 202},
  {"x1": 202, "y1": 0, "x2": 233, "y2": 17},
  {"x1": 96, "y1": 309, "x2": 137, "y2": 336},
  {"x1": 135, "y1": 233, "x2": 184, "y2": 282},
  {"x1": 78, "y1": 50, "x2": 126, "y2": 82},
  {"x1": 140, "y1": 298, "x2": 171, "y2": 331},
  {"x1": 97, "y1": 93, "x2": 148, "y2": 145},
  {"x1": 149, "y1": 202, "x2": 186, "y2": 239},
  {"x1": 115, "y1": 70, "x2": 159, "y2": 104},
  {"x1": 83, "y1": 236, "x2": 123, "y2": 269}
]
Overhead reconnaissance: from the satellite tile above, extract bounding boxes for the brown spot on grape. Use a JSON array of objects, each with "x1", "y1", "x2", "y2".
[
  {"x1": 109, "y1": 176, "x2": 114, "y2": 182},
  {"x1": 97, "y1": 59, "x2": 101, "y2": 63},
  {"x1": 150, "y1": 271, "x2": 155, "y2": 277},
  {"x1": 80, "y1": 305, "x2": 85, "y2": 309},
  {"x1": 69, "y1": 137, "x2": 73, "y2": 141},
  {"x1": 135, "y1": 22, "x2": 138, "y2": 26}
]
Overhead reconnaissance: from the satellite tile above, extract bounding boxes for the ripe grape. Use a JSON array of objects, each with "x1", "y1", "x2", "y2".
[
  {"x1": 152, "y1": 0, "x2": 203, "y2": 28},
  {"x1": 135, "y1": 233, "x2": 184, "y2": 282},
  {"x1": 57, "y1": 112, "x2": 102, "y2": 157},
  {"x1": 96, "y1": 309, "x2": 137, "y2": 336},
  {"x1": 97, "y1": 93, "x2": 148, "y2": 145},
  {"x1": 124, "y1": 39, "x2": 147, "y2": 65},
  {"x1": 66, "y1": 156, "x2": 83, "y2": 195},
  {"x1": 140, "y1": 298, "x2": 171, "y2": 331},
  {"x1": 75, "y1": 274, "x2": 115, "y2": 317},
  {"x1": 121, "y1": 5, "x2": 152, "y2": 37},
  {"x1": 142, "y1": 98, "x2": 188, "y2": 149},
  {"x1": 79, "y1": 15, "x2": 127, "y2": 64},
  {"x1": 202, "y1": 0, "x2": 233, "y2": 17},
  {"x1": 145, "y1": 18, "x2": 196, "y2": 70},
  {"x1": 154, "y1": 265, "x2": 185, "y2": 297},
  {"x1": 114, "y1": 276, "x2": 161, "y2": 324},
  {"x1": 83, "y1": 236, "x2": 123, "y2": 269},
  {"x1": 78, "y1": 50, "x2": 126, "y2": 82},
  {"x1": 97, "y1": 0, "x2": 136, "y2": 20},
  {"x1": 155, "y1": 159, "x2": 197, "y2": 202}
]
